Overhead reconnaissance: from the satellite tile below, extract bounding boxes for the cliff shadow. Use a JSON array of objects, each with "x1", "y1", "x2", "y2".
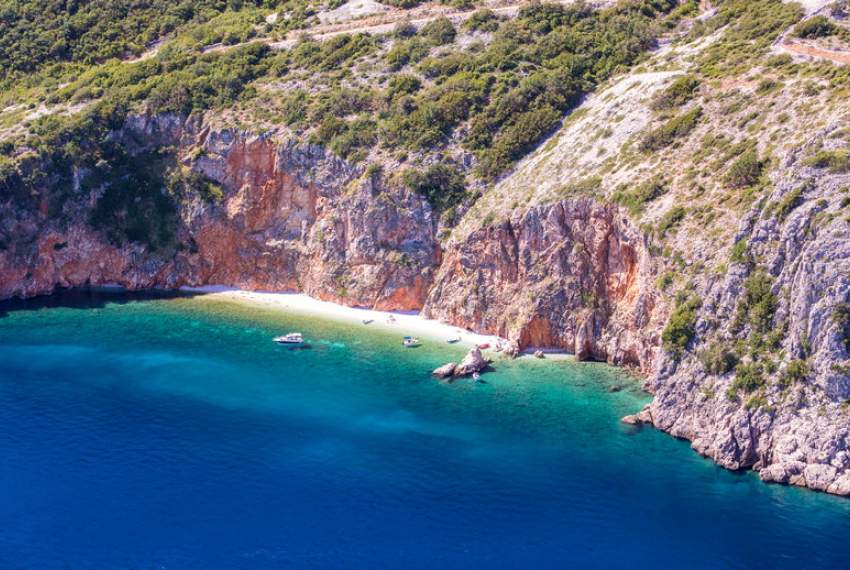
[{"x1": 0, "y1": 287, "x2": 206, "y2": 319}]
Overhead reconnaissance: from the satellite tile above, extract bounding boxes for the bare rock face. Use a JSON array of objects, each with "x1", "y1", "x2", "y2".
[
  {"x1": 0, "y1": 114, "x2": 439, "y2": 310},
  {"x1": 423, "y1": 198, "x2": 667, "y2": 372}
]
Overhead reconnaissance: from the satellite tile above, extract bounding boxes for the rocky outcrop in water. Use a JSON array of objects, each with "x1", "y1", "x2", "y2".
[{"x1": 434, "y1": 347, "x2": 490, "y2": 378}]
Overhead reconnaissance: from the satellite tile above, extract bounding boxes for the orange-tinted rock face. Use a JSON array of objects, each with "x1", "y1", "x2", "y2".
[
  {"x1": 0, "y1": 115, "x2": 663, "y2": 373},
  {"x1": 0, "y1": 116, "x2": 439, "y2": 310},
  {"x1": 422, "y1": 199, "x2": 666, "y2": 372}
]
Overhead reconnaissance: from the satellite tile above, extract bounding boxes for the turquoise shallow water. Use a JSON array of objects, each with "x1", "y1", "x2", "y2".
[{"x1": 1, "y1": 289, "x2": 850, "y2": 569}]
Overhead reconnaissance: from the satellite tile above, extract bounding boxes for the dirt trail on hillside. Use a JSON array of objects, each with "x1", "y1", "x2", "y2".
[{"x1": 779, "y1": 39, "x2": 850, "y2": 66}]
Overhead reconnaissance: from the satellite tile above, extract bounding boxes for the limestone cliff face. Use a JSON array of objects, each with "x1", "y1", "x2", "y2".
[
  {"x1": 642, "y1": 143, "x2": 850, "y2": 496},
  {"x1": 0, "y1": 114, "x2": 438, "y2": 309},
  {"x1": 423, "y1": 198, "x2": 666, "y2": 373}
]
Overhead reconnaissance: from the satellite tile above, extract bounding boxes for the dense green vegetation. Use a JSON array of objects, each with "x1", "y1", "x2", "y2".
[
  {"x1": 793, "y1": 15, "x2": 837, "y2": 39},
  {"x1": 1, "y1": 0, "x2": 681, "y2": 226},
  {"x1": 699, "y1": 342, "x2": 739, "y2": 375},
  {"x1": 729, "y1": 361, "x2": 765, "y2": 397},
  {"x1": 833, "y1": 303, "x2": 850, "y2": 352},
  {"x1": 662, "y1": 293, "x2": 701, "y2": 354},
  {"x1": 693, "y1": 0, "x2": 803, "y2": 78},
  {"x1": 739, "y1": 270, "x2": 777, "y2": 334},
  {"x1": 401, "y1": 164, "x2": 467, "y2": 212},
  {"x1": 0, "y1": 0, "x2": 276, "y2": 81},
  {"x1": 805, "y1": 150, "x2": 850, "y2": 173}
]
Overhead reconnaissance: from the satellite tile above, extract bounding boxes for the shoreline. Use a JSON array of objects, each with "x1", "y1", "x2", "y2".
[{"x1": 181, "y1": 286, "x2": 576, "y2": 360}]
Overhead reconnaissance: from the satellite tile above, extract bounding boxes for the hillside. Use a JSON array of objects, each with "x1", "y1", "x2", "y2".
[{"x1": 2, "y1": 0, "x2": 850, "y2": 495}]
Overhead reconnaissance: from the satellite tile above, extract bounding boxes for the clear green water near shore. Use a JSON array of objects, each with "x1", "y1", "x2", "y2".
[{"x1": 1, "y1": 289, "x2": 849, "y2": 568}]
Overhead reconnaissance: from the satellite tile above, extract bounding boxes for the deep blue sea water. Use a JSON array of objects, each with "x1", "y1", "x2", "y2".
[{"x1": 1, "y1": 289, "x2": 850, "y2": 569}]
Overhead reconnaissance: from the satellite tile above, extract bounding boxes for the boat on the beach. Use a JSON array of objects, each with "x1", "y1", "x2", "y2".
[
  {"x1": 403, "y1": 336, "x2": 421, "y2": 348},
  {"x1": 447, "y1": 336, "x2": 461, "y2": 344},
  {"x1": 274, "y1": 332, "x2": 304, "y2": 345}
]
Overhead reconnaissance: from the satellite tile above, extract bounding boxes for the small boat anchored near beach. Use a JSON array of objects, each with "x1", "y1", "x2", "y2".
[
  {"x1": 274, "y1": 332, "x2": 304, "y2": 345},
  {"x1": 447, "y1": 336, "x2": 461, "y2": 344},
  {"x1": 403, "y1": 336, "x2": 421, "y2": 348}
]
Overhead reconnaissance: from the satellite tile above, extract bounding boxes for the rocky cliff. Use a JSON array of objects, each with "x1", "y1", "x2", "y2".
[
  {"x1": 642, "y1": 136, "x2": 850, "y2": 496},
  {"x1": 423, "y1": 198, "x2": 665, "y2": 373},
  {"x1": 0, "y1": 114, "x2": 438, "y2": 310}
]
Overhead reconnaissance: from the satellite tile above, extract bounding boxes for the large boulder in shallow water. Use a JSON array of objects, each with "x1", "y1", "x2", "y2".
[
  {"x1": 433, "y1": 362, "x2": 457, "y2": 378},
  {"x1": 454, "y1": 347, "x2": 488, "y2": 377},
  {"x1": 503, "y1": 340, "x2": 520, "y2": 359}
]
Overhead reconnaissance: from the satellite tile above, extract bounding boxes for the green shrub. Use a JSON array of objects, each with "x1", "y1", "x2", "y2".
[
  {"x1": 656, "y1": 206, "x2": 687, "y2": 236},
  {"x1": 793, "y1": 15, "x2": 836, "y2": 38},
  {"x1": 464, "y1": 9, "x2": 501, "y2": 33},
  {"x1": 741, "y1": 270, "x2": 777, "y2": 333},
  {"x1": 168, "y1": 167, "x2": 224, "y2": 204},
  {"x1": 780, "y1": 359, "x2": 808, "y2": 387},
  {"x1": 729, "y1": 239, "x2": 749, "y2": 264},
  {"x1": 327, "y1": 117, "x2": 378, "y2": 160},
  {"x1": 729, "y1": 362, "x2": 765, "y2": 395},
  {"x1": 278, "y1": 89, "x2": 310, "y2": 126},
  {"x1": 833, "y1": 302, "x2": 850, "y2": 351},
  {"x1": 641, "y1": 106, "x2": 702, "y2": 151},
  {"x1": 805, "y1": 150, "x2": 850, "y2": 173},
  {"x1": 656, "y1": 271, "x2": 675, "y2": 290},
  {"x1": 612, "y1": 177, "x2": 667, "y2": 215},
  {"x1": 662, "y1": 294, "x2": 701, "y2": 355},
  {"x1": 725, "y1": 147, "x2": 764, "y2": 188},
  {"x1": 385, "y1": 38, "x2": 430, "y2": 71},
  {"x1": 651, "y1": 75, "x2": 700, "y2": 111},
  {"x1": 382, "y1": 0, "x2": 423, "y2": 7},
  {"x1": 0, "y1": 0, "x2": 269, "y2": 80},
  {"x1": 421, "y1": 17, "x2": 457, "y2": 45},
  {"x1": 386, "y1": 74, "x2": 422, "y2": 98},
  {"x1": 775, "y1": 185, "x2": 804, "y2": 221},
  {"x1": 699, "y1": 342, "x2": 739, "y2": 375},
  {"x1": 402, "y1": 163, "x2": 467, "y2": 211}
]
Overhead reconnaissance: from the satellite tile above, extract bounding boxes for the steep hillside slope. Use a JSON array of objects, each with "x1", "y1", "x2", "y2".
[{"x1": 444, "y1": 0, "x2": 850, "y2": 494}]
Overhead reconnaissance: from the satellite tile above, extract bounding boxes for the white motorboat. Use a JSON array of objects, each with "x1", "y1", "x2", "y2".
[
  {"x1": 403, "y1": 336, "x2": 421, "y2": 348},
  {"x1": 274, "y1": 332, "x2": 304, "y2": 344},
  {"x1": 447, "y1": 336, "x2": 461, "y2": 344}
]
